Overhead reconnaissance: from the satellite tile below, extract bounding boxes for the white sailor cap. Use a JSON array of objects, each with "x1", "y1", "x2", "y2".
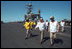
[{"x1": 50, "y1": 16, "x2": 54, "y2": 19}]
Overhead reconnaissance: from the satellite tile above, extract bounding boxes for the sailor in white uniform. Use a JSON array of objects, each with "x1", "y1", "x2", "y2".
[
  {"x1": 35, "y1": 18, "x2": 46, "y2": 44},
  {"x1": 60, "y1": 20, "x2": 65, "y2": 32},
  {"x1": 48, "y1": 16, "x2": 59, "y2": 46}
]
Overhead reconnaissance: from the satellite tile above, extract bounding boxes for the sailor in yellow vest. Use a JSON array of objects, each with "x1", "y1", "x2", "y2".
[{"x1": 24, "y1": 19, "x2": 32, "y2": 39}]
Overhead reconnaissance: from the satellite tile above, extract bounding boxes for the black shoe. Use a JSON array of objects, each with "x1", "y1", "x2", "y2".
[
  {"x1": 25, "y1": 37, "x2": 28, "y2": 40},
  {"x1": 50, "y1": 43, "x2": 54, "y2": 46},
  {"x1": 40, "y1": 41, "x2": 43, "y2": 44},
  {"x1": 30, "y1": 34, "x2": 32, "y2": 37},
  {"x1": 51, "y1": 44, "x2": 53, "y2": 46},
  {"x1": 54, "y1": 38, "x2": 56, "y2": 42},
  {"x1": 40, "y1": 42, "x2": 42, "y2": 44}
]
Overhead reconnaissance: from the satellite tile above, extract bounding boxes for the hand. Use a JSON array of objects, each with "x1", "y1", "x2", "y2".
[
  {"x1": 57, "y1": 29, "x2": 59, "y2": 32},
  {"x1": 34, "y1": 28, "x2": 36, "y2": 30}
]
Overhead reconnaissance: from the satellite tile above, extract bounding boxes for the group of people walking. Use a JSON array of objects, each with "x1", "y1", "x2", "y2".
[{"x1": 24, "y1": 16, "x2": 65, "y2": 46}]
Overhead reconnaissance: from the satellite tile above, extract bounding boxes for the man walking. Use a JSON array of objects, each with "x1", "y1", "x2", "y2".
[
  {"x1": 24, "y1": 19, "x2": 31, "y2": 39},
  {"x1": 35, "y1": 18, "x2": 46, "y2": 44},
  {"x1": 48, "y1": 16, "x2": 59, "y2": 46},
  {"x1": 60, "y1": 20, "x2": 65, "y2": 32}
]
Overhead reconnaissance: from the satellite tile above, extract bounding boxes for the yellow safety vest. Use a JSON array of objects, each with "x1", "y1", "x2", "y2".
[{"x1": 24, "y1": 22, "x2": 30, "y2": 30}]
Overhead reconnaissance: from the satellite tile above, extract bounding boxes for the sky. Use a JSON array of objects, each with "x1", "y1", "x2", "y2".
[{"x1": 1, "y1": 1, "x2": 71, "y2": 23}]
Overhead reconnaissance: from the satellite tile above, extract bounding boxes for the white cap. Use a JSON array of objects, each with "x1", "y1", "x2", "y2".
[
  {"x1": 40, "y1": 18, "x2": 43, "y2": 20},
  {"x1": 50, "y1": 16, "x2": 54, "y2": 19}
]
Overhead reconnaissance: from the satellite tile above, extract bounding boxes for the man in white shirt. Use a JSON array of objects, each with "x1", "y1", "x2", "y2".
[
  {"x1": 45, "y1": 20, "x2": 49, "y2": 31},
  {"x1": 60, "y1": 20, "x2": 65, "y2": 32},
  {"x1": 35, "y1": 18, "x2": 46, "y2": 44},
  {"x1": 48, "y1": 16, "x2": 59, "y2": 46}
]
